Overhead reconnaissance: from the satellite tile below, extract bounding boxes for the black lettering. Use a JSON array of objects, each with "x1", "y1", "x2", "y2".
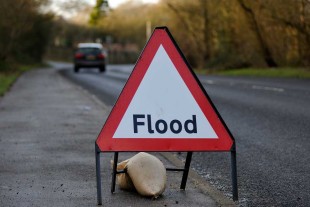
[
  {"x1": 133, "y1": 114, "x2": 145, "y2": 133},
  {"x1": 184, "y1": 115, "x2": 197, "y2": 133},
  {"x1": 155, "y1": 119, "x2": 168, "y2": 134},
  {"x1": 170, "y1": 119, "x2": 182, "y2": 134},
  {"x1": 147, "y1": 114, "x2": 154, "y2": 133}
]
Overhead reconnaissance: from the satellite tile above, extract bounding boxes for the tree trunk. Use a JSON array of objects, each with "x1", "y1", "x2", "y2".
[
  {"x1": 167, "y1": 2, "x2": 205, "y2": 68},
  {"x1": 238, "y1": 0, "x2": 277, "y2": 67},
  {"x1": 202, "y1": 0, "x2": 210, "y2": 61}
]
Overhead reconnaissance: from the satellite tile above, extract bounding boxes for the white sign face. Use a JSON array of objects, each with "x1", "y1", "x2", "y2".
[{"x1": 113, "y1": 45, "x2": 218, "y2": 139}]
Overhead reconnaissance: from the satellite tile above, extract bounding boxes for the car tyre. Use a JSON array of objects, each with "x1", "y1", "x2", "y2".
[
  {"x1": 74, "y1": 66, "x2": 79, "y2": 73},
  {"x1": 99, "y1": 66, "x2": 106, "y2": 73}
]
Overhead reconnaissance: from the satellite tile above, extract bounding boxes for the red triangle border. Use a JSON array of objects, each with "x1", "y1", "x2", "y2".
[{"x1": 96, "y1": 27, "x2": 234, "y2": 152}]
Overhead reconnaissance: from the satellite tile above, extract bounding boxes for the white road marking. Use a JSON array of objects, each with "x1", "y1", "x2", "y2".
[
  {"x1": 201, "y1": 80, "x2": 215, "y2": 85},
  {"x1": 252, "y1": 85, "x2": 284, "y2": 92}
]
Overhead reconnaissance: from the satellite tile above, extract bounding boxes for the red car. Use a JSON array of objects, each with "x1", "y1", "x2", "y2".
[{"x1": 74, "y1": 43, "x2": 107, "y2": 73}]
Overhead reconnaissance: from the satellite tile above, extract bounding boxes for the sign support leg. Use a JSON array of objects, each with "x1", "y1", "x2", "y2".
[
  {"x1": 111, "y1": 152, "x2": 119, "y2": 193},
  {"x1": 180, "y1": 151, "x2": 193, "y2": 189},
  {"x1": 231, "y1": 144, "x2": 238, "y2": 201},
  {"x1": 95, "y1": 144, "x2": 102, "y2": 205}
]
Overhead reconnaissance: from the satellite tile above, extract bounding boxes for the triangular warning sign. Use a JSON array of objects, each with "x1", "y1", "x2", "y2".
[{"x1": 96, "y1": 27, "x2": 234, "y2": 152}]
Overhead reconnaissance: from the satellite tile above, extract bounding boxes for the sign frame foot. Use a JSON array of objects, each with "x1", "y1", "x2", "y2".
[
  {"x1": 111, "y1": 152, "x2": 119, "y2": 193},
  {"x1": 95, "y1": 144, "x2": 102, "y2": 205},
  {"x1": 180, "y1": 151, "x2": 193, "y2": 189},
  {"x1": 231, "y1": 143, "x2": 238, "y2": 201}
]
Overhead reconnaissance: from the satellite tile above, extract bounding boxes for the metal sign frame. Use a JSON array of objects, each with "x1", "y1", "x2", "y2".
[
  {"x1": 94, "y1": 27, "x2": 238, "y2": 205},
  {"x1": 95, "y1": 146, "x2": 238, "y2": 205}
]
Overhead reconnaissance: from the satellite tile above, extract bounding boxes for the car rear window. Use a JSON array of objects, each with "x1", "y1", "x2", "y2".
[{"x1": 78, "y1": 47, "x2": 101, "y2": 55}]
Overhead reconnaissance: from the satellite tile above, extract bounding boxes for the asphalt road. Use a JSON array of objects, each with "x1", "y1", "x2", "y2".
[{"x1": 53, "y1": 62, "x2": 310, "y2": 206}]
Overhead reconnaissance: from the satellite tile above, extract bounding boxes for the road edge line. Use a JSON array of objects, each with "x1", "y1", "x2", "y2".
[
  {"x1": 57, "y1": 70, "x2": 110, "y2": 111},
  {"x1": 160, "y1": 152, "x2": 236, "y2": 207}
]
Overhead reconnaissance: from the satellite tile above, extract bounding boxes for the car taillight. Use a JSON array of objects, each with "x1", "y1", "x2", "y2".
[
  {"x1": 97, "y1": 53, "x2": 105, "y2": 59},
  {"x1": 75, "y1": 53, "x2": 84, "y2": 59}
]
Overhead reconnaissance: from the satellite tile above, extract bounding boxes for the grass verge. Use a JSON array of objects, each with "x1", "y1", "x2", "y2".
[
  {"x1": 214, "y1": 67, "x2": 310, "y2": 79},
  {"x1": 0, "y1": 64, "x2": 45, "y2": 96}
]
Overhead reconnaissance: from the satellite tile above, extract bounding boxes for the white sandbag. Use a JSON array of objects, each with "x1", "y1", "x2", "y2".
[
  {"x1": 126, "y1": 152, "x2": 167, "y2": 198},
  {"x1": 111, "y1": 159, "x2": 135, "y2": 190}
]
